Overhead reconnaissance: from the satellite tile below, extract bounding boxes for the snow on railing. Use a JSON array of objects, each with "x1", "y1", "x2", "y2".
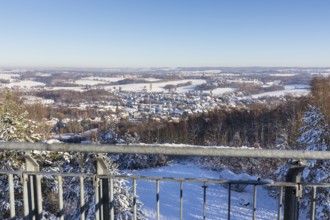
[
  {"x1": 0, "y1": 142, "x2": 329, "y2": 220},
  {"x1": 1, "y1": 142, "x2": 330, "y2": 160}
]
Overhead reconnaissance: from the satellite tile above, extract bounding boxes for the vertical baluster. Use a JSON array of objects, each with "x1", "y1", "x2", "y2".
[
  {"x1": 228, "y1": 183, "x2": 231, "y2": 220},
  {"x1": 30, "y1": 175, "x2": 36, "y2": 220},
  {"x1": 252, "y1": 184, "x2": 257, "y2": 220},
  {"x1": 8, "y1": 173, "x2": 16, "y2": 218},
  {"x1": 94, "y1": 176, "x2": 100, "y2": 220},
  {"x1": 36, "y1": 175, "x2": 43, "y2": 219},
  {"x1": 24, "y1": 153, "x2": 39, "y2": 220},
  {"x1": 156, "y1": 179, "x2": 160, "y2": 220},
  {"x1": 58, "y1": 176, "x2": 64, "y2": 220},
  {"x1": 278, "y1": 186, "x2": 283, "y2": 220},
  {"x1": 23, "y1": 174, "x2": 29, "y2": 219},
  {"x1": 99, "y1": 177, "x2": 104, "y2": 220},
  {"x1": 203, "y1": 182, "x2": 207, "y2": 220},
  {"x1": 109, "y1": 178, "x2": 114, "y2": 220},
  {"x1": 180, "y1": 181, "x2": 183, "y2": 220},
  {"x1": 133, "y1": 179, "x2": 137, "y2": 220},
  {"x1": 80, "y1": 176, "x2": 85, "y2": 220},
  {"x1": 311, "y1": 186, "x2": 317, "y2": 220}
]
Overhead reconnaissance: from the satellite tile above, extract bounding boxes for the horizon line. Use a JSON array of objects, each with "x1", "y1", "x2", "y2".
[{"x1": 1, "y1": 65, "x2": 329, "y2": 71}]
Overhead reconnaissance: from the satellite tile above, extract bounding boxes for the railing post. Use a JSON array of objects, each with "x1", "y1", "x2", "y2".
[
  {"x1": 95, "y1": 154, "x2": 110, "y2": 220},
  {"x1": 284, "y1": 159, "x2": 306, "y2": 220},
  {"x1": 8, "y1": 173, "x2": 16, "y2": 219},
  {"x1": 23, "y1": 152, "x2": 42, "y2": 220}
]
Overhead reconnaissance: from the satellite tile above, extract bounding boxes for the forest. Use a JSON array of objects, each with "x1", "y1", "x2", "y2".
[{"x1": 101, "y1": 77, "x2": 328, "y2": 150}]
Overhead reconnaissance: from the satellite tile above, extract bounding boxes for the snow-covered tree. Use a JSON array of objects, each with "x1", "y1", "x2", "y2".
[
  {"x1": 0, "y1": 111, "x2": 42, "y2": 142},
  {"x1": 296, "y1": 105, "x2": 330, "y2": 219},
  {"x1": 0, "y1": 95, "x2": 42, "y2": 142},
  {"x1": 297, "y1": 105, "x2": 329, "y2": 151},
  {"x1": 99, "y1": 126, "x2": 168, "y2": 169},
  {"x1": 0, "y1": 151, "x2": 145, "y2": 219},
  {"x1": 0, "y1": 95, "x2": 42, "y2": 171},
  {"x1": 275, "y1": 128, "x2": 289, "y2": 149},
  {"x1": 0, "y1": 96, "x2": 44, "y2": 218},
  {"x1": 39, "y1": 152, "x2": 145, "y2": 220},
  {"x1": 0, "y1": 97, "x2": 145, "y2": 219}
]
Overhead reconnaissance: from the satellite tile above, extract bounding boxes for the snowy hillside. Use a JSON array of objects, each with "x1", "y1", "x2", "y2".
[
  {"x1": 127, "y1": 163, "x2": 280, "y2": 220},
  {"x1": 105, "y1": 79, "x2": 206, "y2": 93},
  {"x1": 246, "y1": 84, "x2": 310, "y2": 99}
]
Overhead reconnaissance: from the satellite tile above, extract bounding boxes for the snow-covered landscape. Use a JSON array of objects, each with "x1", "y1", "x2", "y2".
[
  {"x1": 104, "y1": 79, "x2": 207, "y2": 93},
  {"x1": 127, "y1": 162, "x2": 280, "y2": 220},
  {"x1": 1, "y1": 67, "x2": 329, "y2": 220}
]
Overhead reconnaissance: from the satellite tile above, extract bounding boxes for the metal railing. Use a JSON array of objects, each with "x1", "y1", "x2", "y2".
[
  {"x1": 0, "y1": 142, "x2": 330, "y2": 220},
  {"x1": 1, "y1": 142, "x2": 330, "y2": 160}
]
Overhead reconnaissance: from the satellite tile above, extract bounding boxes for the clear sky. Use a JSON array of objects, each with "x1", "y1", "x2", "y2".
[{"x1": 0, "y1": 0, "x2": 329, "y2": 68}]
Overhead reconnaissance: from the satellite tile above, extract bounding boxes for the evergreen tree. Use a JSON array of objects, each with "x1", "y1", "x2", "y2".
[
  {"x1": 297, "y1": 105, "x2": 329, "y2": 151},
  {"x1": 0, "y1": 93, "x2": 42, "y2": 142},
  {"x1": 297, "y1": 105, "x2": 330, "y2": 219}
]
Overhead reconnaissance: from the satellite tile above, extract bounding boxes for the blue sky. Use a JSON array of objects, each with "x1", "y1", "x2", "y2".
[{"x1": 0, "y1": 0, "x2": 329, "y2": 68}]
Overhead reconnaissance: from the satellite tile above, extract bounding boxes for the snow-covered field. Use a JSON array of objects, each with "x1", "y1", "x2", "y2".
[
  {"x1": 105, "y1": 79, "x2": 206, "y2": 93},
  {"x1": 270, "y1": 73, "x2": 297, "y2": 77},
  {"x1": 74, "y1": 79, "x2": 106, "y2": 85},
  {"x1": 127, "y1": 163, "x2": 279, "y2": 220},
  {"x1": 0, "y1": 73, "x2": 20, "y2": 82},
  {"x1": 76, "y1": 76, "x2": 161, "y2": 85},
  {"x1": 205, "y1": 88, "x2": 236, "y2": 96},
  {"x1": 48, "y1": 86, "x2": 86, "y2": 91},
  {"x1": 284, "y1": 84, "x2": 310, "y2": 90},
  {"x1": 0, "y1": 73, "x2": 46, "y2": 88},
  {"x1": 75, "y1": 76, "x2": 125, "y2": 84},
  {"x1": 67, "y1": 78, "x2": 206, "y2": 93},
  {"x1": 180, "y1": 70, "x2": 222, "y2": 74},
  {"x1": 246, "y1": 84, "x2": 310, "y2": 99},
  {"x1": 228, "y1": 79, "x2": 263, "y2": 85},
  {"x1": 4, "y1": 80, "x2": 45, "y2": 88}
]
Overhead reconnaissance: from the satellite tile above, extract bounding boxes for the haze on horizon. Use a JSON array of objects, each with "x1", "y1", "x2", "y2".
[{"x1": 0, "y1": 0, "x2": 329, "y2": 69}]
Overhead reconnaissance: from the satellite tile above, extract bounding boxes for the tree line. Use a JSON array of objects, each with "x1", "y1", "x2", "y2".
[{"x1": 120, "y1": 76, "x2": 330, "y2": 149}]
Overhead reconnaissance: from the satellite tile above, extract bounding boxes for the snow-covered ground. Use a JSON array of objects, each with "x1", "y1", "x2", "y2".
[
  {"x1": 228, "y1": 79, "x2": 263, "y2": 85},
  {"x1": 180, "y1": 70, "x2": 222, "y2": 74},
  {"x1": 0, "y1": 73, "x2": 20, "y2": 82},
  {"x1": 49, "y1": 86, "x2": 86, "y2": 91},
  {"x1": 0, "y1": 72, "x2": 46, "y2": 88},
  {"x1": 77, "y1": 76, "x2": 161, "y2": 85},
  {"x1": 4, "y1": 80, "x2": 45, "y2": 88},
  {"x1": 242, "y1": 84, "x2": 310, "y2": 99},
  {"x1": 105, "y1": 79, "x2": 206, "y2": 93},
  {"x1": 75, "y1": 76, "x2": 127, "y2": 85},
  {"x1": 284, "y1": 84, "x2": 310, "y2": 90},
  {"x1": 57, "y1": 78, "x2": 207, "y2": 93},
  {"x1": 205, "y1": 88, "x2": 236, "y2": 96},
  {"x1": 270, "y1": 73, "x2": 297, "y2": 77},
  {"x1": 126, "y1": 163, "x2": 279, "y2": 220},
  {"x1": 74, "y1": 79, "x2": 106, "y2": 85}
]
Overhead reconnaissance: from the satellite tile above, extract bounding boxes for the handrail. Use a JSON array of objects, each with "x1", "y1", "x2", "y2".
[
  {"x1": 0, "y1": 142, "x2": 329, "y2": 220},
  {"x1": 1, "y1": 170, "x2": 330, "y2": 187},
  {"x1": 0, "y1": 142, "x2": 330, "y2": 160}
]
